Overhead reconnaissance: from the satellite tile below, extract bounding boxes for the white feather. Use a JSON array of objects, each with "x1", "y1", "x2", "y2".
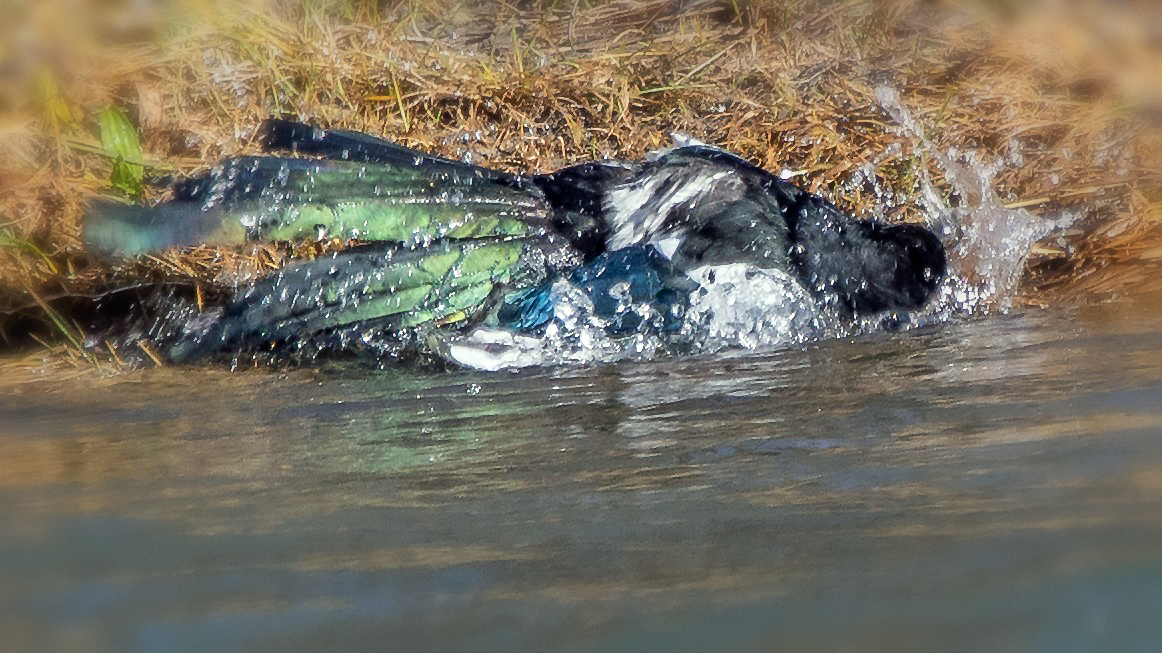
[{"x1": 605, "y1": 168, "x2": 736, "y2": 250}]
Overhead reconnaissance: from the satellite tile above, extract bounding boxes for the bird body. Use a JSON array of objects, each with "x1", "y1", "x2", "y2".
[{"x1": 84, "y1": 120, "x2": 946, "y2": 364}]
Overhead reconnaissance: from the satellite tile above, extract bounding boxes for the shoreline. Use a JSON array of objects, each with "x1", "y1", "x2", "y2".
[{"x1": 2, "y1": 0, "x2": 1159, "y2": 359}]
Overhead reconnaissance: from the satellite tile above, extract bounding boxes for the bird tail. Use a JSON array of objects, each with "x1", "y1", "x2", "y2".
[
  {"x1": 84, "y1": 200, "x2": 251, "y2": 258},
  {"x1": 84, "y1": 122, "x2": 544, "y2": 258}
]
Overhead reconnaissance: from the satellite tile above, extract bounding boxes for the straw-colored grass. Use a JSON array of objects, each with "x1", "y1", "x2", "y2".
[{"x1": 1, "y1": 0, "x2": 1159, "y2": 354}]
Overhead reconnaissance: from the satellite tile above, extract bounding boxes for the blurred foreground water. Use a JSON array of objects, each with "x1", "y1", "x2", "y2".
[{"x1": 2, "y1": 287, "x2": 1161, "y2": 652}]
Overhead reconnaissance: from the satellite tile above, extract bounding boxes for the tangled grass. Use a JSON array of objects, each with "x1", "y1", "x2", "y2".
[{"x1": 1, "y1": 0, "x2": 1159, "y2": 356}]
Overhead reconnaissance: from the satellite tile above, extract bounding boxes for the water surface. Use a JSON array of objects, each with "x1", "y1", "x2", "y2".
[{"x1": 3, "y1": 292, "x2": 1162, "y2": 652}]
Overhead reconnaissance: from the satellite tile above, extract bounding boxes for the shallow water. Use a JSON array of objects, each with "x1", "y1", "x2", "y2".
[{"x1": 3, "y1": 291, "x2": 1162, "y2": 652}]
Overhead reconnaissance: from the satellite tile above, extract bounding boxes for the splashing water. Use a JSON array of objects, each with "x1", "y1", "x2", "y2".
[
  {"x1": 874, "y1": 85, "x2": 1073, "y2": 316},
  {"x1": 434, "y1": 278, "x2": 674, "y2": 371},
  {"x1": 434, "y1": 264, "x2": 831, "y2": 370},
  {"x1": 680, "y1": 264, "x2": 830, "y2": 352}
]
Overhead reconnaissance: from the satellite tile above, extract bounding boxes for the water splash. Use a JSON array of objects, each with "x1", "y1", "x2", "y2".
[
  {"x1": 435, "y1": 278, "x2": 674, "y2": 370},
  {"x1": 680, "y1": 264, "x2": 829, "y2": 352},
  {"x1": 874, "y1": 85, "x2": 1073, "y2": 315},
  {"x1": 435, "y1": 265, "x2": 832, "y2": 370}
]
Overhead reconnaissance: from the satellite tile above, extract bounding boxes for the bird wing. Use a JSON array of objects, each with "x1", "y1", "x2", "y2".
[{"x1": 167, "y1": 234, "x2": 571, "y2": 362}]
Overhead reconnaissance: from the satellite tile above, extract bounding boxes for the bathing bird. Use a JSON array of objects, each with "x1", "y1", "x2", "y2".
[{"x1": 85, "y1": 119, "x2": 946, "y2": 362}]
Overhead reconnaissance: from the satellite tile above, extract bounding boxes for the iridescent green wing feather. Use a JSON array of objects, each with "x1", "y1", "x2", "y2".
[{"x1": 166, "y1": 234, "x2": 571, "y2": 362}]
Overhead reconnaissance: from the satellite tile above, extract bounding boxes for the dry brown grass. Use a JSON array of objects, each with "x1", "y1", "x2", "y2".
[{"x1": 2, "y1": 0, "x2": 1160, "y2": 353}]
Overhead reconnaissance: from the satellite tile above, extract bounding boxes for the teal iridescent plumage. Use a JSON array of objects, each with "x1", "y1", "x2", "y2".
[
  {"x1": 84, "y1": 119, "x2": 947, "y2": 363},
  {"x1": 495, "y1": 246, "x2": 692, "y2": 334}
]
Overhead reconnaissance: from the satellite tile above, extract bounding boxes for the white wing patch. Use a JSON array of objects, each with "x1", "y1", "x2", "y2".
[{"x1": 605, "y1": 166, "x2": 740, "y2": 251}]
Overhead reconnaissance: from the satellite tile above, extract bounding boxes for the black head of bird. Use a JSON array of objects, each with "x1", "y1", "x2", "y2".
[{"x1": 783, "y1": 194, "x2": 947, "y2": 316}]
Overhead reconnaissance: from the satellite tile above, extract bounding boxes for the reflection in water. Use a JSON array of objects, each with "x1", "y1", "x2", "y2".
[{"x1": 2, "y1": 294, "x2": 1162, "y2": 651}]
